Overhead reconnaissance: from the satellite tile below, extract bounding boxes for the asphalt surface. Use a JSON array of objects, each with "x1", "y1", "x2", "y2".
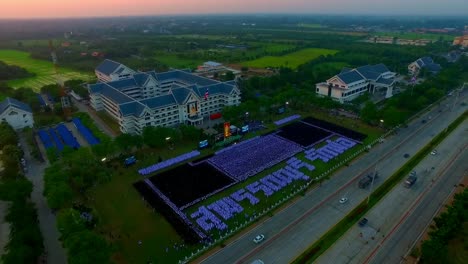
[
  {"x1": 19, "y1": 135, "x2": 67, "y2": 264},
  {"x1": 199, "y1": 92, "x2": 467, "y2": 264},
  {"x1": 315, "y1": 120, "x2": 467, "y2": 264}
]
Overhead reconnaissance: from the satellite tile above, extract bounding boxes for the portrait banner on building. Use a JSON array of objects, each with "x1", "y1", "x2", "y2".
[{"x1": 224, "y1": 122, "x2": 231, "y2": 138}]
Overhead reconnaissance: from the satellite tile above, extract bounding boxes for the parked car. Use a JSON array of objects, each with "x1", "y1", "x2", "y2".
[
  {"x1": 253, "y1": 234, "x2": 265, "y2": 244},
  {"x1": 358, "y1": 218, "x2": 368, "y2": 227},
  {"x1": 431, "y1": 150, "x2": 437, "y2": 155}
]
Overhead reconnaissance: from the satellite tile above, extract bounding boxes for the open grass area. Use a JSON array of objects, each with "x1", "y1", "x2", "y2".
[
  {"x1": 248, "y1": 42, "x2": 296, "y2": 53},
  {"x1": 0, "y1": 49, "x2": 93, "y2": 90},
  {"x1": 242, "y1": 48, "x2": 338, "y2": 69},
  {"x1": 154, "y1": 52, "x2": 204, "y2": 69},
  {"x1": 373, "y1": 31, "x2": 454, "y2": 41},
  {"x1": 90, "y1": 142, "x2": 201, "y2": 264}
]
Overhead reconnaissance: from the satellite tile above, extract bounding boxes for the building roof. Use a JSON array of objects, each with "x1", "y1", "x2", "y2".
[
  {"x1": 99, "y1": 84, "x2": 134, "y2": 104},
  {"x1": 140, "y1": 94, "x2": 176, "y2": 109},
  {"x1": 339, "y1": 67, "x2": 353, "y2": 74},
  {"x1": 356, "y1": 64, "x2": 390, "y2": 80},
  {"x1": 204, "y1": 61, "x2": 222, "y2": 67},
  {"x1": 154, "y1": 70, "x2": 218, "y2": 86},
  {"x1": 337, "y1": 70, "x2": 365, "y2": 84},
  {"x1": 96, "y1": 59, "x2": 122, "y2": 75},
  {"x1": 376, "y1": 77, "x2": 394, "y2": 85},
  {"x1": 119, "y1": 101, "x2": 146, "y2": 117},
  {"x1": 414, "y1": 56, "x2": 441, "y2": 73},
  {"x1": 171, "y1": 87, "x2": 192, "y2": 104},
  {"x1": 0, "y1": 97, "x2": 32, "y2": 114}
]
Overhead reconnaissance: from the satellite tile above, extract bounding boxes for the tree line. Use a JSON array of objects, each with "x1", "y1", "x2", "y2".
[{"x1": 0, "y1": 123, "x2": 44, "y2": 264}]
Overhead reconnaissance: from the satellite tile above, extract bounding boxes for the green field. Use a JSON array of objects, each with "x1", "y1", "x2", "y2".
[
  {"x1": 0, "y1": 49, "x2": 93, "y2": 90},
  {"x1": 297, "y1": 23, "x2": 326, "y2": 28},
  {"x1": 242, "y1": 48, "x2": 338, "y2": 69},
  {"x1": 374, "y1": 32, "x2": 454, "y2": 41},
  {"x1": 154, "y1": 52, "x2": 203, "y2": 69},
  {"x1": 249, "y1": 42, "x2": 296, "y2": 53}
]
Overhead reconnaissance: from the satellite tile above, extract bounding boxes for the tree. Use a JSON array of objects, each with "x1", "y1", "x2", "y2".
[
  {"x1": 360, "y1": 102, "x2": 379, "y2": 124},
  {"x1": 57, "y1": 209, "x2": 87, "y2": 241},
  {"x1": 0, "y1": 123, "x2": 18, "y2": 148},
  {"x1": 179, "y1": 125, "x2": 202, "y2": 141},
  {"x1": 222, "y1": 71, "x2": 235, "y2": 81},
  {"x1": 64, "y1": 230, "x2": 110, "y2": 264}
]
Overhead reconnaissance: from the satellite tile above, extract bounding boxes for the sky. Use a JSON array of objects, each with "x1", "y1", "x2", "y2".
[{"x1": 1, "y1": 0, "x2": 467, "y2": 19}]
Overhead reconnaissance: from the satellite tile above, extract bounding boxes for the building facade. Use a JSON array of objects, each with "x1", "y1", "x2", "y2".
[
  {"x1": 408, "y1": 57, "x2": 442, "y2": 76},
  {"x1": 89, "y1": 61, "x2": 241, "y2": 134},
  {"x1": 316, "y1": 64, "x2": 396, "y2": 103},
  {"x1": 0, "y1": 97, "x2": 34, "y2": 130}
]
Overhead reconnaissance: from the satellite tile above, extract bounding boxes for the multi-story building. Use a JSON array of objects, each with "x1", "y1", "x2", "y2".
[
  {"x1": 408, "y1": 57, "x2": 442, "y2": 76},
  {"x1": 88, "y1": 61, "x2": 241, "y2": 134},
  {"x1": 316, "y1": 64, "x2": 395, "y2": 103},
  {"x1": 0, "y1": 97, "x2": 34, "y2": 130}
]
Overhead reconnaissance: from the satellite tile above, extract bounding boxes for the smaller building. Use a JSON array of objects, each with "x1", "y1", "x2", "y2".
[
  {"x1": 453, "y1": 35, "x2": 468, "y2": 47},
  {"x1": 95, "y1": 59, "x2": 136, "y2": 82},
  {"x1": 408, "y1": 57, "x2": 442, "y2": 76},
  {"x1": 196, "y1": 61, "x2": 224, "y2": 73},
  {"x1": 0, "y1": 97, "x2": 34, "y2": 130},
  {"x1": 316, "y1": 64, "x2": 395, "y2": 103}
]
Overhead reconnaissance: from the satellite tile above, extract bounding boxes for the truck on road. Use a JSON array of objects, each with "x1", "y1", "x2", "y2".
[{"x1": 358, "y1": 172, "x2": 379, "y2": 189}]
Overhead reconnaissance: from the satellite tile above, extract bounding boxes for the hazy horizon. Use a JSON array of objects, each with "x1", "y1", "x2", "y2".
[{"x1": 2, "y1": 0, "x2": 468, "y2": 19}]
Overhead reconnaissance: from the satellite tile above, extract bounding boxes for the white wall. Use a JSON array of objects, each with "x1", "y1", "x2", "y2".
[{"x1": 0, "y1": 107, "x2": 34, "y2": 130}]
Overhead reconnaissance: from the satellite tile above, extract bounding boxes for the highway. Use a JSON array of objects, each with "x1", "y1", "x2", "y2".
[
  {"x1": 315, "y1": 120, "x2": 467, "y2": 264},
  {"x1": 198, "y1": 91, "x2": 466, "y2": 264}
]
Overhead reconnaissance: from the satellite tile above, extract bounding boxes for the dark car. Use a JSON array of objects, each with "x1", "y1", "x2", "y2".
[{"x1": 358, "y1": 218, "x2": 368, "y2": 227}]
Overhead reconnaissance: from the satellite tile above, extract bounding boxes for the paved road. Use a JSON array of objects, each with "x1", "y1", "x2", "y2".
[
  {"x1": 315, "y1": 121, "x2": 467, "y2": 264},
  {"x1": 0, "y1": 201, "x2": 10, "y2": 258},
  {"x1": 199, "y1": 92, "x2": 467, "y2": 264},
  {"x1": 20, "y1": 135, "x2": 67, "y2": 264}
]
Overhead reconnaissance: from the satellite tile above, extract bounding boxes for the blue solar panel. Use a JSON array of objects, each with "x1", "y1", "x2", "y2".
[
  {"x1": 72, "y1": 118, "x2": 100, "y2": 146},
  {"x1": 49, "y1": 128, "x2": 64, "y2": 151},
  {"x1": 56, "y1": 124, "x2": 80, "y2": 149},
  {"x1": 38, "y1": 129, "x2": 54, "y2": 149}
]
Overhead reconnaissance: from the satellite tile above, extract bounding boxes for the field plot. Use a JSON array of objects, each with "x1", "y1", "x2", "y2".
[
  {"x1": 0, "y1": 49, "x2": 93, "y2": 90},
  {"x1": 242, "y1": 48, "x2": 338, "y2": 69},
  {"x1": 154, "y1": 52, "x2": 203, "y2": 69},
  {"x1": 373, "y1": 31, "x2": 454, "y2": 41}
]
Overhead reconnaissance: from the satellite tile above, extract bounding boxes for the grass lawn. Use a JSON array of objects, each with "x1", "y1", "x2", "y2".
[
  {"x1": 248, "y1": 42, "x2": 296, "y2": 53},
  {"x1": 90, "y1": 142, "x2": 202, "y2": 264},
  {"x1": 0, "y1": 49, "x2": 93, "y2": 90},
  {"x1": 96, "y1": 111, "x2": 122, "y2": 136},
  {"x1": 242, "y1": 48, "x2": 338, "y2": 69},
  {"x1": 154, "y1": 52, "x2": 204, "y2": 69},
  {"x1": 374, "y1": 32, "x2": 454, "y2": 41}
]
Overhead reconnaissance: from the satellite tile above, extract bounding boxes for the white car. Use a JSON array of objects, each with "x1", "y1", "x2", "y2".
[
  {"x1": 431, "y1": 150, "x2": 437, "y2": 155},
  {"x1": 339, "y1": 197, "x2": 348, "y2": 204},
  {"x1": 253, "y1": 234, "x2": 265, "y2": 244}
]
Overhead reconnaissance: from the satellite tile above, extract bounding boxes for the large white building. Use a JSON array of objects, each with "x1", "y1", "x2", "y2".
[
  {"x1": 0, "y1": 97, "x2": 34, "y2": 130},
  {"x1": 316, "y1": 64, "x2": 396, "y2": 103},
  {"x1": 89, "y1": 60, "x2": 241, "y2": 134}
]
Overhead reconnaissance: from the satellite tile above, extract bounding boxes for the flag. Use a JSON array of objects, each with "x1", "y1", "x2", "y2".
[{"x1": 204, "y1": 89, "x2": 209, "y2": 100}]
